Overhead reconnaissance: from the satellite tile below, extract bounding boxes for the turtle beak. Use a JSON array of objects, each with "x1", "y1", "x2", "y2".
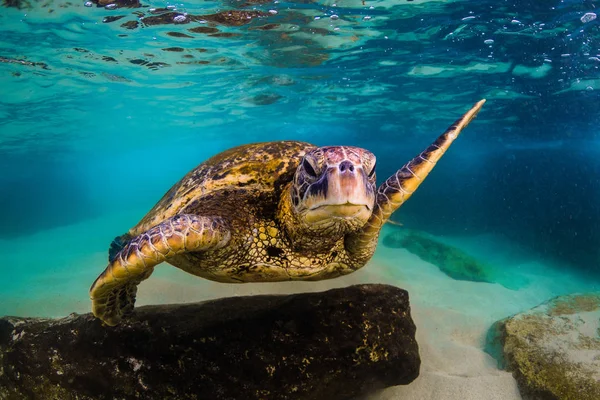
[
  {"x1": 305, "y1": 204, "x2": 371, "y2": 223},
  {"x1": 303, "y1": 162, "x2": 375, "y2": 225}
]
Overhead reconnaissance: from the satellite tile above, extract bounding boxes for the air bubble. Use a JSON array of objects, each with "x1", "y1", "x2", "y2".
[
  {"x1": 330, "y1": 14, "x2": 339, "y2": 20},
  {"x1": 104, "y1": 3, "x2": 117, "y2": 10},
  {"x1": 363, "y1": 16, "x2": 372, "y2": 21},
  {"x1": 84, "y1": 1, "x2": 92, "y2": 6},
  {"x1": 581, "y1": 12, "x2": 597, "y2": 23},
  {"x1": 268, "y1": 9, "x2": 278, "y2": 15},
  {"x1": 166, "y1": 5, "x2": 176, "y2": 10},
  {"x1": 484, "y1": 39, "x2": 494, "y2": 45},
  {"x1": 173, "y1": 14, "x2": 186, "y2": 23}
]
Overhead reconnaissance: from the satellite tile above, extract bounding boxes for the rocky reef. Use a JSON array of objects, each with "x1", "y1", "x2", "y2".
[
  {"x1": 383, "y1": 229, "x2": 493, "y2": 283},
  {"x1": 488, "y1": 293, "x2": 600, "y2": 400},
  {"x1": 0, "y1": 284, "x2": 420, "y2": 400}
]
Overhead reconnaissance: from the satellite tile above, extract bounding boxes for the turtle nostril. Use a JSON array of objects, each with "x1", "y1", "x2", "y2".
[{"x1": 339, "y1": 161, "x2": 354, "y2": 173}]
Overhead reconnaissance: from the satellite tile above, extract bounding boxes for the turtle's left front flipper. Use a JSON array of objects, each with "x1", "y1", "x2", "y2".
[{"x1": 89, "y1": 214, "x2": 230, "y2": 326}]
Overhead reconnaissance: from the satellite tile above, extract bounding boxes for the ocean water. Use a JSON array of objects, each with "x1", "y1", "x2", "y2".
[{"x1": 1, "y1": 0, "x2": 600, "y2": 397}]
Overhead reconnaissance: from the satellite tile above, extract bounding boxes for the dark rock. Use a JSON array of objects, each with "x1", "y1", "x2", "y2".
[
  {"x1": 0, "y1": 284, "x2": 420, "y2": 400},
  {"x1": 488, "y1": 293, "x2": 600, "y2": 400}
]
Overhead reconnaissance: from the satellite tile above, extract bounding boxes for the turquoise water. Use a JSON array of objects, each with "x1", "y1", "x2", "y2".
[
  {"x1": 1, "y1": 0, "x2": 600, "y2": 387},
  {"x1": 1, "y1": 0, "x2": 599, "y2": 303}
]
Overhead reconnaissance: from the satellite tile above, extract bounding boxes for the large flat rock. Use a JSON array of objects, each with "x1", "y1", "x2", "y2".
[
  {"x1": 0, "y1": 284, "x2": 420, "y2": 400},
  {"x1": 490, "y1": 293, "x2": 600, "y2": 400}
]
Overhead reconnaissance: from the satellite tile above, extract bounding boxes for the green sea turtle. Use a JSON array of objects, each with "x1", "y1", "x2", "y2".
[{"x1": 90, "y1": 100, "x2": 485, "y2": 326}]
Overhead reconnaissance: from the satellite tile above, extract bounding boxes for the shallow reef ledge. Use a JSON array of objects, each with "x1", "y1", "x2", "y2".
[
  {"x1": 488, "y1": 292, "x2": 600, "y2": 400},
  {"x1": 0, "y1": 284, "x2": 420, "y2": 400}
]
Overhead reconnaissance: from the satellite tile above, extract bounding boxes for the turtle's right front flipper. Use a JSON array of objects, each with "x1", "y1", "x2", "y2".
[
  {"x1": 89, "y1": 214, "x2": 230, "y2": 326},
  {"x1": 345, "y1": 100, "x2": 485, "y2": 262}
]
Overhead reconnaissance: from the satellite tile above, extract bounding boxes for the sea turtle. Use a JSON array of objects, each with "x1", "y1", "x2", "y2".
[{"x1": 90, "y1": 100, "x2": 485, "y2": 326}]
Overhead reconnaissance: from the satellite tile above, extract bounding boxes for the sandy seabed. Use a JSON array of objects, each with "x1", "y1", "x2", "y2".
[{"x1": 1, "y1": 217, "x2": 598, "y2": 400}]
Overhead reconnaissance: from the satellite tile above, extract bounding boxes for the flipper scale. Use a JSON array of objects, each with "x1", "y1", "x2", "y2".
[
  {"x1": 346, "y1": 100, "x2": 485, "y2": 259},
  {"x1": 90, "y1": 214, "x2": 230, "y2": 326}
]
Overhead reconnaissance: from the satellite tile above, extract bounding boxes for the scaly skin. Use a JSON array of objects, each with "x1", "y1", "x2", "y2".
[
  {"x1": 90, "y1": 214, "x2": 230, "y2": 326},
  {"x1": 345, "y1": 99, "x2": 486, "y2": 264},
  {"x1": 90, "y1": 100, "x2": 485, "y2": 326}
]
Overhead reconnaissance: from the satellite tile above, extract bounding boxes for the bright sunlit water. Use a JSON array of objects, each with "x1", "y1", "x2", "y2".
[{"x1": 1, "y1": 0, "x2": 600, "y2": 396}]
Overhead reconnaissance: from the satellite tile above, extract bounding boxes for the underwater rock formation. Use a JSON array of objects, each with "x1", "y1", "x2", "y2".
[
  {"x1": 383, "y1": 230, "x2": 493, "y2": 283},
  {"x1": 488, "y1": 293, "x2": 600, "y2": 400},
  {"x1": 0, "y1": 284, "x2": 420, "y2": 400}
]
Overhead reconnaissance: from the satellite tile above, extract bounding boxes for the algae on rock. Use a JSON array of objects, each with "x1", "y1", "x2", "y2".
[
  {"x1": 0, "y1": 284, "x2": 420, "y2": 400},
  {"x1": 383, "y1": 229, "x2": 493, "y2": 283},
  {"x1": 489, "y1": 293, "x2": 600, "y2": 400}
]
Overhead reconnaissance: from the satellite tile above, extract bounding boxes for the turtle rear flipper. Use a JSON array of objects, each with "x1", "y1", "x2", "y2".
[
  {"x1": 108, "y1": 233, "x2": 132, "y2": 263},
  {"x1": 90, "y1": 214, "x2": 231, "y2": 326}
]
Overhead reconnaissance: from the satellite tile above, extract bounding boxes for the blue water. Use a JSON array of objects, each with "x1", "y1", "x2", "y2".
[{"x1": 1, "y1": 0, "x2": 600, "y2": 362}]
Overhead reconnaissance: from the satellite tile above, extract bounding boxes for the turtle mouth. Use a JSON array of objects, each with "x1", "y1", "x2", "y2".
[
  {"x1": 305, "y1": 203, "x2": 372, "y2": 224},
  {"x1": 309, "y1": 202, "x2": 371, "y2": 212}
]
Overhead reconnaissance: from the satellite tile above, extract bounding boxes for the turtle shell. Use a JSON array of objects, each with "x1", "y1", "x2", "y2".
[{"x1": 129, "y1": 140, "x2": 315, "y2": 236}]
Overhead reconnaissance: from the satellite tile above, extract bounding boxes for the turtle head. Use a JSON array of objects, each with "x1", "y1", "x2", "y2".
[{"x1": 289, "y1": 146, "x2": 377, "y2": 235}]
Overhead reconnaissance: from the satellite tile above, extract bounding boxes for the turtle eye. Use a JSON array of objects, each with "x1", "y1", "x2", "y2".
[
  {"x1": 368, "y1": 161, "x2": 376, "y2": 179},
  {"x1": 302, "y1": 158, "x2": 318, "y2": 178}
]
